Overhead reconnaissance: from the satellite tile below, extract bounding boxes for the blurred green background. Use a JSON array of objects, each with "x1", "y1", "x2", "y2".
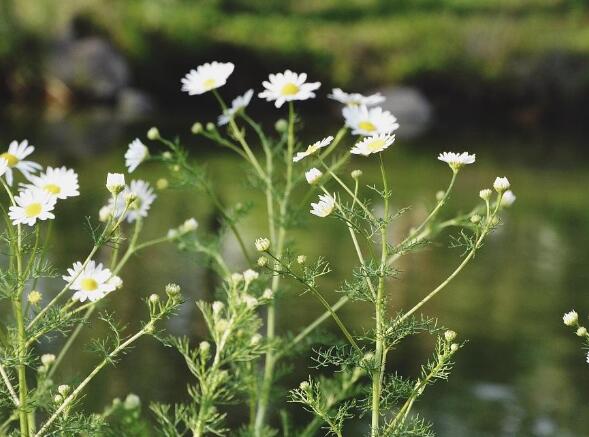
[{"x1": 1, "y1": 1, "x2": 589, "y2": 436}]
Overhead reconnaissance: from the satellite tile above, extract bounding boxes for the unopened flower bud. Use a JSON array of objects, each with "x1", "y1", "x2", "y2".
[
  {"x1": 99, "y1": 205, "x2": 112, "y2": 222},
  {"x1": 255, "y1": 237, "x2": 270, "y2": 252},
  {"x1": 124, "y1": 393, "x2": 140, "y2": 410},
  {"x1": 576, "y1": 327, "x2": 587, "y2": 337},
  {"x1": 162, "y1": 151, "x2": 172, "y2": 160},
  {"x1": 257, "y1": 256, "x2": 268, "y2": 267},
  {"x1": 191, "y1": 122, "x2": 203, "y2": 134},
  {"x1": 242, "y1": 294, "x2": 258, "y2": 308},
  {"x1": 563, "y1": 310, "x2": 578, "y2": 326},
  {"x1": 262, "y1": 288, "x2": 274, "y2": 300},
  {"x1": 147, "y1": 127, "x2": 160, "y2": 140},
  {"x1": 450, "y1": 343, "x2": 459, "y2": 353},
  {"x1": 149, "y1": 294, "x2": 160, "y2": 303},
  {"x1": 231, "y1": 273, "x2": 243, "y2": 284},
  {"x1": 41, "y1": 354, "x2": 55, "y2": 366},
  {"x1": 501, "y1": 190, "x2": 516, "y2": 207},
  {"x1": 479, "y1": 189, "x2": 492, "y2": 201},
  {"x1": 243, "y1": 269, "x2": 259, "y2": 283},
  {"x1": 490, "y1": 216, "x2": 500, "y2": 226},
  {"x1": 297, "y1": 255, "x2": 306, "y2": 264},
  {"x1": 165, "y1": 283, "x2": 181, "y2": 298},
  {"x1": 125, "y1": 191, "x2": 138, "y2": 205},
  {"x1": 444, "y1": 330, "x2": 457, "y2": 342},
  {"x1": 212, "y1": 301, "x2": 224, "y2": 315},
  {"x1": 106, "y1": 173, "x2": 125, "y2": 195},
  {"x1": 250, "y1": 334, "x2": 263, "y2": 346},
  {"x1": 351, "y1": 169, "x2": 363, "y2": 179},
  {"x1": 200, "y1": 341, "x2": 210, "y2": 354},
  {"x1": 206, "y1": 122, "x2": 215, "y2": 132},
  {"x1": 275, "y1": 119, "x2": 288, "y2": 133},
  {"x1": 27, "y1": 290, "x2": 42, "y2": 305},
  {"x1": 493, "y1": 177, "x2": 510, "y2": 193},
  {"x1": 299, "y1": 381, "x2": 310, "y2": 391},
  {"x1": 470, "y1": 214, "x2": 481, "y2": 224},
  {"x1": 216, "y1": 319, "x2": 229, "y2": 333},
  {"x1": 436, "y1": 190, "x2": 445, "y2": 202},
  {"x1": 54, "y1": 394, "x2": 63, "y2": 403},
  {"x1": 58, "y1": 385, "x2": 70, "y2": 396},
  {"x1": 156, "y1": 178, "x2": 169, "y2": 190}
]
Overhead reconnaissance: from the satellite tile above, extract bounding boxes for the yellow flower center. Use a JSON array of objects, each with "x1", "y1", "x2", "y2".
[
  {"x1": 80, "y1": 278, "x2": 98, "y2": 291},
  {"x1": 281, "y1": 83, "x2": 300, "y2": 96},
  {"x1": 24, "y1": 203, "x2": 42, "y2": 218},
  {"x1": 358, "y1": 121, "x2": 376, "y2": 132},
  {"x1": 367, "y1": 139, "x2": 386, "y2": 152},
  {"x1": 203, "y1": 78, "x2": 216, "y2": 90},
  {"x1": 43, "y1": 183, "x2": 61, "y2": 194},
  {"x1": 1, "y1": 153, "x2": 18, "y2": 167}
]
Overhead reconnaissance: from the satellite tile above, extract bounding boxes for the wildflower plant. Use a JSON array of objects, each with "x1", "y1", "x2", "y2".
[
  {"x1": 0, "y1": 145, "x2": 185, "y2": 435},
  {"x1": 562, "y1": 310, "x2": 589, "y2": 365},
  {"x1": 132, "y1": 61, "x2": 516, "y2": 436}
]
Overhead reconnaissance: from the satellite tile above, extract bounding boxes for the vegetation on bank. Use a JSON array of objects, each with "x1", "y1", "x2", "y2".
[{"x1": 2, "y1": 0, "x2": 589, "y2": 106}]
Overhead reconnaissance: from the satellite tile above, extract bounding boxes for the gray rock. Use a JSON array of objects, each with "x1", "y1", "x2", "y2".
[
  {"x1": 378, "y1": 86, "x2": 433, "y2": 138},
  {"x1": 47, "y1": 37, "x2": 129, "y2": 100}
]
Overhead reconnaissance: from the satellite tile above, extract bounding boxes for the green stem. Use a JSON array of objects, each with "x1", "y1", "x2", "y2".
[{"x1": 371, "y1": 154, "x2": 389, "y2": 436}]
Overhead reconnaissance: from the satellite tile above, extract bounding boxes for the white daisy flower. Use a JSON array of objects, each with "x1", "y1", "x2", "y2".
[
  {"x1": 342, "y1": 105, "x2": 399, "y2": 136},
  {"x1": 305, "y1": 168, "x2": 323, "y2": 184},
  {"x1": 1, "y1": 140, "x2": 42, "y2": 185},
  {"x1": 501, "y1": 190, "x2": 516, "y2": 207},
  {"x1": 110, "y1": 179, "x2": 156, "y2": 223},
  {"x1": 493, "y1": 177, "x2": 510, "y2": 193},
  {"x1": 0, "y1": 159, "x2": 9, "y2": 178},
  {"x1": 293, "y1": 136, "x2": 333, "y2": 163},
  {"x1": 25, "y1": 166, "x2": 79, "y2": 199},
  {"x1": 328, "y1": 88, "x2": 385, "y2": 107},
  {"x1": 125, "y1": 139, "x2": 149, "y2": 173},
  {"x1": 181, "y1": 61, "x2": 235, "y2": 95},
  {"x1": 8, "y1": 188, "x2": 56, "y2": 226},
  {"x1": 63, "y1": 260, "x2": 120, "y2": 302},
  {"x1": 563, "y1": 310, "x2": 578, "y2": 326},
  {"x1": 218, "y1": 89, "x2": 254, "y2": 126},
  {"x1": 437, "y1": 152, "x2": 476, "y2": 171},
  {"x1": 350, "y1": 133, "x2": 395, "y2": 156},
  {"x1": 258, "y1": 70, "x2": 321, "y2": 108},
  {"x1": 310, "y1": 193, "x2": 335, "y2": 218}
]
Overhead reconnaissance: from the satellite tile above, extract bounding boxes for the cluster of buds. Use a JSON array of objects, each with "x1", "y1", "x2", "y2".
[
  {"x1": 563, "y1": 310, "x2": 589, "y2": 338},
  {"x1": 444, "y1": 330, "x2": 460, "y2": 353},
  {"x1": 168, "y1": 217, "x2": 199, "y2": 239}
]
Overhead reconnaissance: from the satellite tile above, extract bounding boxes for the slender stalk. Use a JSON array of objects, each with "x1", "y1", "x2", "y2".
[
  {"x1": 0, "y1": 362, "x2": 19, "y2": 407},
  {"x1": 35, "y1": 324, "x2": 153, "y2": 436},
  {"x1": 371, "y1": 155, "x2": 389, "y2": 436},
  {"x1": 254, "y1": 102, "x2": 295, "y2": 435}
]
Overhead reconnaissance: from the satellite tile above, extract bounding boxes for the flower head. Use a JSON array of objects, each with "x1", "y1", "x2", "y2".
[
  {"x1": 493, "y1": 177, "x2": 510, "y2": 193},
  {"x1": 342, "y1": 105, "x2": 399, "y2": 136},
  {"x1": 106, "y1": 173, "x2": 125, "y2": 194},
  {"x1": 41, "y1": 354, "x2": 55, "y2": 366},
  {"x1": 328, "y1": 88, "x2": 385, "y2": 107},
  {"x1": 501, "y1": 190, "x2": 516, "y2": 207},
  {"x1": 181, "y1": 62, "x2": 235, "y2": 95},
  {"x1": 563, "y1": 310, "x2": 578, "y2": 326},
  {"x1": 437, "y1": 152, "x2": 476, "y2": 172},
  {"x1": 218, "y1": 89, "x2": 254, "y2": 126},
  {"x1": 1, "y1": 140, "x2": 42, "y2": 185},
  {"x1": 63, "y1": 260, "x2": 121, "y2": 302},
  {"x1": 125, "y1": 139, "x2": 149, "y2": 173},
  {"x1": 305, "y1": 168, "x2": 323, "y2": 184},
  {"x1": 8, "y1": 188, "x2": 56, "y2": 226},
  {"x1": 351, "y1": 133, "x2": 395, "y2": 156},
  {"x1": 479, "y1": 189, "x2": 492, "y2": 201},
  {"x1": 25, "y1": 166, "x2": 80, "y2": 200},
  {"x1": 310, "y1": 193, "x2": 335, "y2": 218},
  {"x1": 259, "y1": 70, "x2": 321, "y2": 108},
  {"x1": 293, "y1": 136, "x2": 333, "y2": 163},
  {"x1": 110, "y1": 180, "x2": 156, "y2": 223},
  {"x1": 28, "y1": 290, "x2": 42, "y2": 305},
  {"x1": 243, "y1": 269, "x2": 259, "y2": 283},
  {"x1": 255, "y1": 237, "x2": 270, "y2": 252}
]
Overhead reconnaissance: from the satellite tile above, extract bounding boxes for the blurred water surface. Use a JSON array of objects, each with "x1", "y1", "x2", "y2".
[{"x1": 1, "y1": 106, "x2": 588, "y2": 436}]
